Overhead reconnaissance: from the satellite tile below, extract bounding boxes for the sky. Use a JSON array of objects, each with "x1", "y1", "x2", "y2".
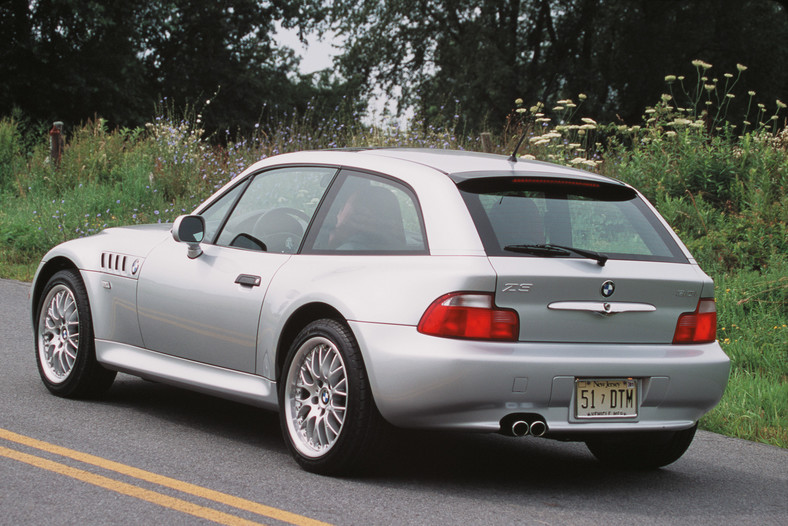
[
  {"x1": 274, "y1": 24, "x2": 339, "y2": 74},
  {"x1": 274, "y1": 25, "x2": 406, "y2": 125}
]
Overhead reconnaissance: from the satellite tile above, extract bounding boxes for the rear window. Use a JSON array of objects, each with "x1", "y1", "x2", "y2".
[{"x1": 458, "y1": 177, "x2": 687, "y2": 263}]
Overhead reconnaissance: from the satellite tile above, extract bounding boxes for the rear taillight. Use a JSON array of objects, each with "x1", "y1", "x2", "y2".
[
  {"x1": 418, "y1": 292, "x2": 519, "y2": 341},
  {"x1": 673, "y1": 298, "x2": 717, "y2": 344}
]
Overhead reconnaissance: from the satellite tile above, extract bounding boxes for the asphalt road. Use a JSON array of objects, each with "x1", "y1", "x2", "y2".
[{"x1": 2, "y1": 277, "x2": 786, "y2": 525}]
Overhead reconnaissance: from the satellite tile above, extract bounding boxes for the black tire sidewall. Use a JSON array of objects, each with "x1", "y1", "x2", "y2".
[
  {"x1": 585, "y1": 423, "x2": 698, "y2": 469},
  {"x1": 278, "y1": 318, "x2": 379, "y2": 475},
  {"x1": 35, "y1": 269, "x2": 114, "y2": 398}
]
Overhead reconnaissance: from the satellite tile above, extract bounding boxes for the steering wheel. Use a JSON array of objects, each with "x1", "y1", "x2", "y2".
[{"x1": 252, "y1": 208, "x2": 310, "y2": 253}]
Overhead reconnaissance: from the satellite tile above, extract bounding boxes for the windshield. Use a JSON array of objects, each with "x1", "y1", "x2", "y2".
[{"x1": 458, "y1": 177, "x2": 687, "y2": 263}]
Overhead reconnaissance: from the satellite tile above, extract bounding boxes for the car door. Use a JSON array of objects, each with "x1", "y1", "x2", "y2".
[{"x1": 136, "y1": 165, "x2": 337, "y2": 372}]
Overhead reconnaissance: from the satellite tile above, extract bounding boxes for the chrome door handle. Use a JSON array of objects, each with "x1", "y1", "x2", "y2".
[{"x1": 235, "y1": 274, "x2": 262, "y2": 287}]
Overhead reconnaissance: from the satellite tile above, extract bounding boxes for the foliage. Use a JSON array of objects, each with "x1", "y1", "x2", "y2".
[
  {"x1": 0, "y1": 0, "x2": 358, "y2": 137},
  {"x1": 308, "y1": 0, "x2": 788, "y2": 130}
]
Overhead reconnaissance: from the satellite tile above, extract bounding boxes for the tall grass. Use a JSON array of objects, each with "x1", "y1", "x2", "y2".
[{"x1": 0, "y1": 61, "x2": 785, "y2": 447}]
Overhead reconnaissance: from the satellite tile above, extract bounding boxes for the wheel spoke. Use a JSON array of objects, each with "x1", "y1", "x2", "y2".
[
  {"x1": 38, "y1": 284, "x2": 80, "y2": 383},
  {"x1": 285, "y1": 334, "x2": 350, "y2": 457}
]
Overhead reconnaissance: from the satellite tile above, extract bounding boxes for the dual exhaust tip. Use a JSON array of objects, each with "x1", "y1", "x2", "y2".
[{"x1": 511, "y1": 419, "x2": 547, "y2": 437}]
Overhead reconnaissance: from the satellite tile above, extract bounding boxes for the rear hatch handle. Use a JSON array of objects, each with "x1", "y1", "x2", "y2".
[{"x1": 548, "y1": 301, "x2": 656, "y2": 316}]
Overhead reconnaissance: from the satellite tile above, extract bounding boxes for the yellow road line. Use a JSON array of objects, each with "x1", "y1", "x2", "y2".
[
  {"x1": 0, "y1": 446, "x2": 265, "y2": 526},
  {"x1": 0, "y1": 428, "x2": 331, "y2": 526}
]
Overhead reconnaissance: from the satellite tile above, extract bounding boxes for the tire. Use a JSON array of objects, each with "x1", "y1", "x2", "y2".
[
  {"x1": 585, "y1": 423, "x2": 698, "y2": 470},
  {"x1": 35, "y1": 269, "x2": 116, "y2": 398},
  {"x1": 279, "y1": 319, "x2": 384, "y2": 475}
]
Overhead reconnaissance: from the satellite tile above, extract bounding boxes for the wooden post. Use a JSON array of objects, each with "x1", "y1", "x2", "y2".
[
  {"x1": 49, "y1": 121, "x2": 64, "y2": 168},
  {"x1": 480, "y1": 132, "x2": 493, "y2": 153}
]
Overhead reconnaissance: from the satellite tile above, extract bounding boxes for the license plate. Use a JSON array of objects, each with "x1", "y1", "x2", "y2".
[{"x1": 575, "y1": 378, "x2": 638, "y2": 419}]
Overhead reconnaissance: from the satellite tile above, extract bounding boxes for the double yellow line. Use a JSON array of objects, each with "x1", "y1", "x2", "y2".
[{"x1": 0, "y1": 428, "x2": 332, "y2": 526}]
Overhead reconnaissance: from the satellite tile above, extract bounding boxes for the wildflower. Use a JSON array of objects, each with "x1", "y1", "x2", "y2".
[
  {"x1": 692, "y1": 59, "x2": 712, "y2": 69},
  {"x1": 777, "y1": 100, "x2": 787, "y2": 109},
  {"x1": 665, "y1": 131, "x2": 677, "y2": 137},
  {"x1": 704, "y1": 84, "x2": 715, "y2": 91},
  {"x1": 665, "y1": 75, "x2": 676, "y2": 83},
  {"x1": 553, "y1": 106, "x2": 564, "y2": 112},
  {"x1": 516, "y1": 108, "x2": 527, "y2": 114},
  {"x1": 581, "y1": 117, "x2": 597, "y2": 125},
  {"x1": 736, "y1": 63, "x2": 747, "y2": 72},
  {"x1": 724, "y1": 73, "x2": 733, "y2": 79},
  {"x1": 748, "y1": 91, "x2": 756, "y2": 97},
  {"x1": 515, "y1": 98, "x2": 523, "y2": 105},
  {"x1": 578, "y1": 93, "x2": 587, "y2": 100},
  {"x1": 661, "y1": 94, "x2": 672, "y2": 102}
]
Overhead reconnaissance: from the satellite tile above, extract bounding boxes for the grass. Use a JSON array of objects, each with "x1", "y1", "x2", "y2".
[{"x1": 1, "y1": 61, "x2": 786, "y2": 447}]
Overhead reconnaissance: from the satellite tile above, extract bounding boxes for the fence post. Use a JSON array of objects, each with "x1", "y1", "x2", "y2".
[
  {"x1": 49, "y1": 121, "x2": 64, "y2": 168},
  {"x1": 480, "y1": 132, "x2": 493, "y2": 153}
]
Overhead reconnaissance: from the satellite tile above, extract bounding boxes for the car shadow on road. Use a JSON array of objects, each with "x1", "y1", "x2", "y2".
[
  {"x1": 98, "y1": 373, "x2": 285, "y2": 452},
  {"x1": 96, "y1": 375, "x2": 684, "y2": 486}
]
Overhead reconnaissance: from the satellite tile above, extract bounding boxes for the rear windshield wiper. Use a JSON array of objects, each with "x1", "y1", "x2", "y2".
[{"x1": 504, "y1": 243, "x2": 608, "y2": 266}]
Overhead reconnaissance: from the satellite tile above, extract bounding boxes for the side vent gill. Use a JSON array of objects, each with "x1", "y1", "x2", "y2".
[{"x1": 100, "y1": 252, "x2": 141, "y2": 279}]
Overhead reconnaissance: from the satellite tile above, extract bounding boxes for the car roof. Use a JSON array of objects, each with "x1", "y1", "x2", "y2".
[{"x1": 354, "y1": 148, "x2": 622, "y2": 185}]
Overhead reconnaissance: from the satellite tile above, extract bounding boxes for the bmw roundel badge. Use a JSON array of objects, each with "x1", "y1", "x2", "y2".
[{"x1": 601, "y1": 280, "x2": 615, "y2": 298}]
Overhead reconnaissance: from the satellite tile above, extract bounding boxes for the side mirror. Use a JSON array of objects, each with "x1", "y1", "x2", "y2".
[{"x1": 172, "y1": 215, "x2": 206, "y2": 259}]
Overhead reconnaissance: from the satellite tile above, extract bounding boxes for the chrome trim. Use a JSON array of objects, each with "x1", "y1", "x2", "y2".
[{"x1": 547, "y1": 301, "x2": 656, "y2": 315}]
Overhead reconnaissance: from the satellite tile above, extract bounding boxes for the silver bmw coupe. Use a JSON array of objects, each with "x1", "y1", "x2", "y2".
[{"x1": 31, "y1": 148, "x2": 730, "y2": 474}]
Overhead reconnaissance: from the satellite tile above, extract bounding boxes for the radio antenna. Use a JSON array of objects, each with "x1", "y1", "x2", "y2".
[{"x1": 508, "y1": 129, "x2": 529, "y2": 162}]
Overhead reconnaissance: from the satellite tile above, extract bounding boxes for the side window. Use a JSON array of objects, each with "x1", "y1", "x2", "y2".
[
  {"x1": 305, "y1": 171, "x2": 427, "y2": 254},
  {"x1": 215, "y1": 166, "x2": 337, "y2": 253},
  {"x1": 199, "y1": 182, "x2": 246, "y2": 243}
]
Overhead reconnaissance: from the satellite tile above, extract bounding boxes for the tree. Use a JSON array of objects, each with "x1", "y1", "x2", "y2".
[
  {"x1": 313, "y1": 0, "x2": 788, "y2": 130},
  {"x1": 0, "y1": 1, "x2": 361, "y2": 136}
]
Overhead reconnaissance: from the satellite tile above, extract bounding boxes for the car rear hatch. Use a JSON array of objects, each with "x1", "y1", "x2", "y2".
[{"x1": 455, "y1": 173, "x2": 710, "y2": 344}]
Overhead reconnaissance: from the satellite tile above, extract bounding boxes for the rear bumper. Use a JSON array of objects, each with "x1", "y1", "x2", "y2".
[{"x1": 350, "y1": 321, "x2": 730, "y2": 435}]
